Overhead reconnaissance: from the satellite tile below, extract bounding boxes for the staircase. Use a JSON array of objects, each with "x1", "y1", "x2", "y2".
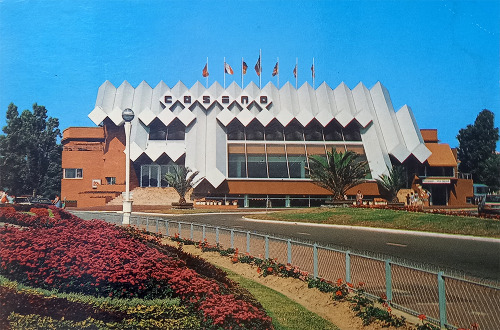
[{"x1": 107, "y1": 187, "x2": 192, "y2": 206}]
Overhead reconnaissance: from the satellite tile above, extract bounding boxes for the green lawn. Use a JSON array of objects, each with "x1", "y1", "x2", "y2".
[
  {"x1": 250, "y1": 207, "x2": 500, "y2": 238},
  {"x1": 222, "y1": 268, "x2": 339, "y2": 330}
]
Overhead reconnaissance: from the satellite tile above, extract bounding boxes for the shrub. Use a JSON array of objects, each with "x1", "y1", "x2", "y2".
[{"x1": 0, "y1": 209, "x2": 273, "y2": 329}]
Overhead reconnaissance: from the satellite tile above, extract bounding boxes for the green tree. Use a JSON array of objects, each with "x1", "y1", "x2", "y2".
[
  {"x1": 0, "y1": 103, "x2": 62, "y2": 198},
  {"x1": 376, "y1": 165, "x2": 406, "y2": 202},
  {"x1": 164, "y1": 165, "x2": 202, "y2": 204},
  {"x1": 306, "y1": 148, "x2": 369, "y2": 200},
  {"x1": 481, "y1": 153, "x2": 500, "y2": 192},
  {"x1": 457, "y1": 109, "x2": 499, "y2": 188}
]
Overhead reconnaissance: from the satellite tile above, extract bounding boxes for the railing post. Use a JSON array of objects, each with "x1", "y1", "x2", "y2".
[
  {"x1": 231, "y1": 229, "x2": 234, "y2": 248},
  {"x1": 287, "y1": 239, "x2": 292, "y2": 264},
  {"x1": 146, "y1": 217, "x2": 149, "y2": 232},
  {"x1": 178, "y1": 222, "x2": 181, "y2": 238},
  {"x1": 265, "y1": 235, "x2": 269, "y2": 259},
  {"x1": 313, "y1": 243, "x2": 318, "y2": 279},
  {"x1": 438, "y1": 272, "x2": 447, "y2": 328},
  {"x1": 216, "y1": 227, "x2": 220, "y2": 244},
  {"x1": 155, "y1": 218, "x2": 158, "y2": 234},
  {"x1": 165, "y1": 220, "x2": 169, "y2": 236},
  {"x1": 190, "y1": 224, "x2": 194, "y2": 240},
  {"x1": 203, "y1": 225, "x2": 206, "y2": 240},
  {"x1": 246, "y1": 231, "x2": 251, "y2": 254},
  {"x1": 385, "y1": 259, "x2": 392, "y2": 302},
  {"x1": 345, "y1": 250, "x2": 351, "y2": 283}
]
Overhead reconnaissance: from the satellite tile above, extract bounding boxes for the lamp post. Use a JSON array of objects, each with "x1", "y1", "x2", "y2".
[{"x1": 122, "y1": 108, "x2": 134, "y2": 225}]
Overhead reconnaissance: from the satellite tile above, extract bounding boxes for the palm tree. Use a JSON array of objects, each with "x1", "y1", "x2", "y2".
[
  {"x1": 306, "y1": 148, "x2": 369, "y2": 201},
  {"x1": 164, "y1": 166, "x2": 202, "y2": 204},
  {"x1": 376, "y1": 165, "x2": 406, "y2": 202}
]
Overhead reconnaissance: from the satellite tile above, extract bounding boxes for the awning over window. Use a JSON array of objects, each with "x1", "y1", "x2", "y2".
[{"x1": 425, "y1": 143, "x2": 457, "y2": 167}]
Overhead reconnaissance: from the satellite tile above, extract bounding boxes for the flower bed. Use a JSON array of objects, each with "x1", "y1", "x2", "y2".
[{"x1": 0, "y1": 207, "x2": 272, "y2": 329}]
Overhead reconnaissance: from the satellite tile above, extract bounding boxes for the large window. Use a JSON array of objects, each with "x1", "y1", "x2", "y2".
[
  {"x1": 226, "y1": 118, "x2": 367, "y2": 179},
  {"x1": 148, "y1": 119, "x2": 185, "y2": 141},
  {"x1": 267, "y1": 145, "x2": 287, "y2": 178},
  {"x1": 246, "y1": 144, "x2": 267, "y2": 178},
  {"x1": 140, "y1": 164, "x2": 178, "y2": 187},
  {"x1": 64, "y1": 168, "x2": 83, "y2": 179}
]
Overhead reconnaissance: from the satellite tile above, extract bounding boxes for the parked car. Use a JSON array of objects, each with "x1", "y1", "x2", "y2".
[
  {"x1": 478, "y1": 195, "x2": 500, "y2": 215},
  {"x1": 14, "y1": 196, "x2": 53, "y2": 206}
]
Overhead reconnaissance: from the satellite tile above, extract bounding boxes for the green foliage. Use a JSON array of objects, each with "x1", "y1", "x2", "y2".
[
  {"x1": 350, "y1": 289, "x2": 406, "y2": 327},
  {"x1": 2, "y1": 277, "x2": 200, "y2": 330},
  {"x1": 163, "y1": 165, "x2": 202, "y2": 204},
  {"x1": 481, "y1": 153, "x2": 500, "y2": 191},
  {"x1": 376, "y1": 165, "x2": 406, "y2": 202},
  {"x1": 223, "y1": 269, "x2": 340, "y2": 330},
  {"x1": 252, "y1": 207, "x2": 500, "y2": 238},
  {"x1": 307, "y1": 148, "x2": 369, "y2": 200},
  {"x1": 7, "y1": 312, "x2": 201, "y2": 330},
  {"x1": 0, "y1": 103, "x2": 62, "y2": 197},
  {"x1": 457, "y1": 109, "x2": 499, "y2": 188}
]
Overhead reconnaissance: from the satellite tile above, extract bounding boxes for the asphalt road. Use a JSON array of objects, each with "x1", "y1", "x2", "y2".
[{"x1": 160, "y1": 212, "x2": 500, "y2": 281}]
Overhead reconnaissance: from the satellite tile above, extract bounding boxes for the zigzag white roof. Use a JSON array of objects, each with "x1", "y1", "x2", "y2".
[{"x1": 89, "y1": 80, "x2": 430, "y2": 187}]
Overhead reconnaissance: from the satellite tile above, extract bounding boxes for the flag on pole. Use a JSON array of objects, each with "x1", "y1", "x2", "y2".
[
  {"x1": 254, "y1": 56, "x2": 261, "y2": 76},
  {"x1": 242, "y1": 61, "x2": 248, "y2": 74},
  {"x1": 272, "y1": 62, "x2": 279, "y2": 76},
  {"x1": 293, "y1": 65, "x2": 297, "y2": 78},
  {"x1": 202, "y1": 63, "x2": 209, "y2": 77},
  {"x1": 224, "y1": 62, "x2": 234, "y2": 75},
  {"x1": 311, "y1": 63, "x2": 315, "y2": 78}
]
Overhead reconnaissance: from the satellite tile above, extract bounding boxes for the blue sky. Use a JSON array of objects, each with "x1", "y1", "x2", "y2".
[{"x1": 0, "y1": 0, "x2": 498, "y2": 149}]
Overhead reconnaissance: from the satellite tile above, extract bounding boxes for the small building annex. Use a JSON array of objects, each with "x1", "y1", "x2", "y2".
[{"x1": 61, "y1": 80, "x2": 472, "y2": 208}]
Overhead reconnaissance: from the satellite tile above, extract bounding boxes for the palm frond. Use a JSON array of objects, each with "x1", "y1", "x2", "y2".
[{"x1": 306, "y1": 148, "x2": 369, "y2": 200}]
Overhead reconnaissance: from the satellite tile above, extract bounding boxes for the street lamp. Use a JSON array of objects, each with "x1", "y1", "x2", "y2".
[{"x1": 122, "y1": 108, "x2": 134, "y2": 225}]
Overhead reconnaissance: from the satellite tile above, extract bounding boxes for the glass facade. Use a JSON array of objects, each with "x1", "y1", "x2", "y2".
[
  {"x1": 140, "y1": 164, "x2": 178, "y2": 187},
  {"x1": 226, "y1": 119, "x2": 366, "y2": 179}
]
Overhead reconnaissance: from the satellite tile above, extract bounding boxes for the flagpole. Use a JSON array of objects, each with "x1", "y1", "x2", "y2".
[
  {"x1": 206, "y1": 57, "x2": 209, "y2": 88},
  {"x1": 259, "y1": 49, "x2": 262, "y2": 89},
  {"x1": 277, "y1": 57, "x2": 280, "y2": 88},
  {"x1": 224, "y1": 57, "x2": 226, "y2": 89},
  {"x1": 295, "y1": 57, "x2": 298, "y2": 89},
  {"x1": 312, "y1": 57, "x2": 315, "y2": 89}
]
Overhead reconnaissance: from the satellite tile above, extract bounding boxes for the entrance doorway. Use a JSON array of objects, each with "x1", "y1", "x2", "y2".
[{"x1": 429, "y1": 185, "x2": 448, "y2": 206}]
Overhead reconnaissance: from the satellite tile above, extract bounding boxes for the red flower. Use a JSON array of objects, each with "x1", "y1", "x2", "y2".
[
  {"x1": 418, "y1": 314, "x2": 426, "y2": 321},
  {"x1": 335, "y1": 290, "x2": 342, "y2": 297}
]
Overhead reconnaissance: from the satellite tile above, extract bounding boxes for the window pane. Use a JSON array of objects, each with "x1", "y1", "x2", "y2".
[
  {"x1": 323, "y1": 121, "x2": 343, "y2": 141},
  {"x1": 167, "y1": 119, "x2": 185, "y2": 140},
  {"x1": 267, "y1": 144, "x2": 287, "y2": 178},
  {"x1": 284, "y1": 120, "x2": 304, "y2": 141},
  {"x1": 65, "y1": 168, "x2": 76, "y2": 178},
  {"x1": 227, "y1": 122, "x2": 245, "y2": 140},
  {"x1": 287, "y1": 144, "x2": 307, "y2": 179},
  {"x1": 228, "y1": 154, "x2": 246, "y2": 178},
  {"x1": 149, "y1": 119, "x2": 167, "y2": 140},
  {"x1": 76, "y1": 169, "x2": 83, "y2": 178},
  {"x1": 304, "y1": 121, "x2": 323, "y2": 141},
  {"x1": 246, "y1": 121, "x2": 265, "y2": 140},
  {"x1": 343, "y1": 122, "x2": 362, "y2": 141},
  {"x1": 247, "y1": 155, "x2": 267, "y2": 178},
  {"x1": 150, "y1": 166, "x2": 159, "y2": 187},
  {"x1": 247, "y1": 144, "x2": 267, "y2": 178},
  {"x1": 265, "y1": 121, "x2": 284, "y2": 141}
]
